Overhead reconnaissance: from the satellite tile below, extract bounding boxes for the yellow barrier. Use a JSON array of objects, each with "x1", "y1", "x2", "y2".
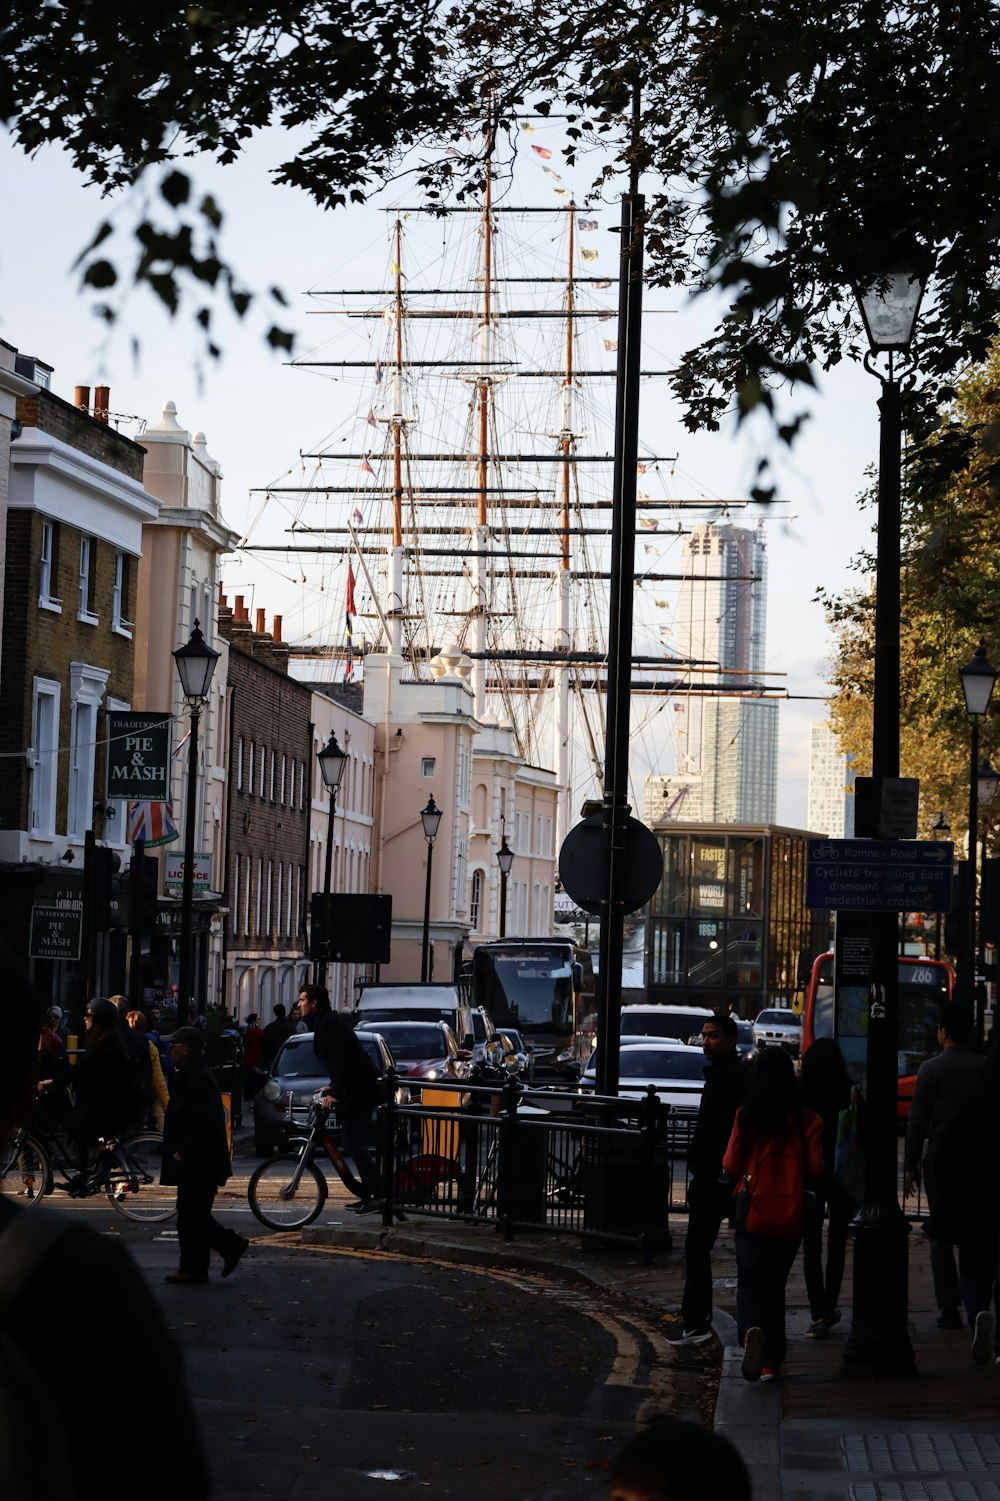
[{"x1": 420, "y1": 1088, "x2": 462, "y2": 1161}]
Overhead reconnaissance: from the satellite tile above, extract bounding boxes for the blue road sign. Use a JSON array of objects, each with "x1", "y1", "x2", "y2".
[{"x1": 806, "y1": 839, "x2": 954, "y2": 913}]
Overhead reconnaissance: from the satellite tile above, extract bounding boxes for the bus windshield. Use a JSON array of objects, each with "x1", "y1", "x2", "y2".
[
  {"x1": 472, "y1": 945, "x2": 574, "y2": 1032},
  {"x1": 805, "y1": 952, "x2": 953, "y2": 1078}
]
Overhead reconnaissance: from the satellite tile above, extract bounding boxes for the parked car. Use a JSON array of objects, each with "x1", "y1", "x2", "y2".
[
  {"x1": 752, "y1": 1007, "x2": 802, "y2": 1057},
  {"x1": 620, "y1": 1003, "x2": 716, "y2": 1047},
  {"x1": 355, "y1": 1020, "x2": 472, "y2": 1093},
  {"x1": 252, "y1": 1029, "x2": 404, "y2": 1156},
  {"x1": 579, "y1": 1037, "x2": 707, "y2": 1113},
  {"x1": 497, "y1": 1028, "x2": 534, "y2": 1082},
  {"x1": 735, "y1": 1019, "x2": 755, "y2": 1063},
  {"x1": 356, "y1": 984, "x2": 497, "y2": 1065}
]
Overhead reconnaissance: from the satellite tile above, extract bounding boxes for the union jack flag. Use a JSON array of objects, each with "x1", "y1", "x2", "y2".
[{"x1": 128, "y1": 801, "x2": 179, "y2": 848}]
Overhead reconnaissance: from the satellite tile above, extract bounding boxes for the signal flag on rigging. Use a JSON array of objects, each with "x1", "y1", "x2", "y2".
[{"x1": 344, "y1": 564, "x2": 357, "y2": 682}]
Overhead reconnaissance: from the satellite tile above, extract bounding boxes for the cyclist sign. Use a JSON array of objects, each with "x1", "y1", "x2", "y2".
[{"x1": 806, "y1": 839, "x2": 954, "y2": 913}]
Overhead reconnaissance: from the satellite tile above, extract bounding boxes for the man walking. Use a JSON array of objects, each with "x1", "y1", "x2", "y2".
[
  {"x1": 904, "y1": 1004, "x2": 985, "y2": 1328},
  {"x1": 668, "y1": 1011, "x2": 748, "y2": 1345},
  {"x1": 261, "y1": 1003, "x2": 295, "y2": 1068},
  {"x1": 161, "y1": 1025, "x2": 249, "y2": 1285},
  {"x1": 297, "y1": 984, "x2": 380, "y2": 1210}
]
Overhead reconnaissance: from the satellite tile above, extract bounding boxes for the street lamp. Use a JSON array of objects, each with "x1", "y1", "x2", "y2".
[
  {"x1": 315, "y1": 730, "x2": 348, "y2": 986},
  {"x1": 496, "y1": 835, "x2": 513, "y2": 938},
  {"x1": 959, "y1": 641, "x2": 998, "y2": 1033},
  {"x1": 930, "y1": 813, "x2": 952, "y2": 959},
  {"x1": 845, "y1": 262, "x2": 927, "y2": 1377},
  {"x1": 420, "y1": 796, "x2": 442, "y2": 982},
  {"x1": 172, "y1": 618, "x2": 220, "y2": 1023}
]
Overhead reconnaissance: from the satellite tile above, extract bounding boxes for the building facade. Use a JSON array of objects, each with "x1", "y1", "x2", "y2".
[{"x1": 807, "y1": 721, "x2": 856, "y2": 837}]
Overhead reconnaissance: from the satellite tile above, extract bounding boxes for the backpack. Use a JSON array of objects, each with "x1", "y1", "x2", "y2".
[
  {"x1": 735, "y1": 1130, "x2": 809, "y2": 1239},
  {"x1": 0, "y1": 1207, "x2": 79, "y2": 1500},
  {"x1": 833, "y1": 1085, "x2": 865, "y2": 1209}
]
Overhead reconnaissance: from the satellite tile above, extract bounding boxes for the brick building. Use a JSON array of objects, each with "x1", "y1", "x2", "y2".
[{"x1": 0, "y1": 358, "x2": 159, "y2": 1007}]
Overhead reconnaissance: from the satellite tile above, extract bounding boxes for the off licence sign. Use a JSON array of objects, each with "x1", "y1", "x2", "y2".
[
  {"x1": 163, "y1": 852, "x2": 212, "y2": 891},
  {"x1": 806, "y1": 839, "x2": 954, "y2": 913},
  {"x1": 106, "y1": 712, "x2": 171, "y2": 801}
]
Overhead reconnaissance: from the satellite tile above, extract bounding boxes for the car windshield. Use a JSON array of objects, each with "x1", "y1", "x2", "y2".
[
  {"x1": 619, "y1": 1049, "x2": 707, "y2": 1081},
  {"x1": 274, "y1": 1040, "x2": 323, "y2": 1079},
  {"x1": 621, "y1": 1010, "x2": 710, "y2": 1041},
  {"x1": 366, "y1": 1024, "x2": 447, "y2": 1060},
  {"x1": 736, "y1": 1022, "x2": 754, "y2": 1042},
  {"x1": 756, "y1": 1010, "x2": 800, "y2": 1026}
]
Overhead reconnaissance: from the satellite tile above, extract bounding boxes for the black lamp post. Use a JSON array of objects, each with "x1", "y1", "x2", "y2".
[
  {"x1": 496, "y1": 835, "x2": 513, "y2": 939},
  {"x1": 931, "y1": 812, "x2": 951, "y2": 960},
  {"x1": 172, "y1": 619, "x2": 220, "y2": 1023},
  {"x1": 958, "y1": 641, "x2": 998, "y2": 1036},
  {"x1": 844, "y1": 264, "x2": 926, "y2": 1376},
  {"x1": 315, "y1": 730, "x2": 348, "y2": 987},
  {"x1": 420, "y1": 796, "x2": 442, "y2": 982}
]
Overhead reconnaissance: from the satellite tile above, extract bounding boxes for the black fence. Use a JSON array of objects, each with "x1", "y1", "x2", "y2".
[{"x1": 375, "y1": 1073, "x2": 928, "y2": 1255}]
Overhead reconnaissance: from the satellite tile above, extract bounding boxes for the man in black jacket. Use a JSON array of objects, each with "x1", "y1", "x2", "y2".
[
  {"x1": 161, "y1": 1025, "x2": 249, "y2": 1284},
  {"x1": 298, "y1": 984, "x2": 380, "y2": 1209},
  {"x1": 261, "y1": 1003, "x2": 296, "y2": 1069},
  {"x1": 668, "y1": 1010, "x2": 748, "y2": 1345}
]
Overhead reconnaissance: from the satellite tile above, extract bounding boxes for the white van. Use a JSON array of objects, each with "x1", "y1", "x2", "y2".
[
  {"x1": 619, "y1": 1003, "x2": 715, "y2": 1047},
  {"x1": 356, "y1": 983, "x2": 497, "y2": 1065}
]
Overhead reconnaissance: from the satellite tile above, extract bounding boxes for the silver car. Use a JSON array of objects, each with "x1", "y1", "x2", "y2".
[{"x1": 751, "y1": 1007, "x2": 802, "y2": 1057}]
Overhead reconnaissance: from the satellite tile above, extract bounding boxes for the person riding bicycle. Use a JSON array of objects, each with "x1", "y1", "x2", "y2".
[
  {"x1": 297, "y1": 984, "x2": 380, "y2": 1211},
  {"x1": 38, "y1": 997, "x2": 146, "y2": 1190}
]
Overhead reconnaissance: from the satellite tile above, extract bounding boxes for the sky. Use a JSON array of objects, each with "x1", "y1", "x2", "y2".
[{"x1": 0, "y1": 123, "x2": 881, "y2": 828}]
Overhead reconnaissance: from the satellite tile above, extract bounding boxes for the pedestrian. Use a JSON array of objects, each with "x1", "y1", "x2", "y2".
[
  {"x1": 45, "y1": 1005, "x2": 69, "y2": 1048},
  {"x1": 38, "y1": 998, "x2": 146, "y2": 1188},
  {"x1": 109, "y1": 991, "x2": 154, "y2": 1113},
  {"x1": 289, "y1": 999, "x2": 309, "y2": 1034},
  {"x1": 667, "y1": 1010, "x2": 749, "y2": 1346},
  {"x1": 127, "y1": 1010, "x2": 170, "y2": 1130},
  {"x1": 261, "y1": 1002, "x2": 295, "y2": 1068},
  {"x1": 798, "y1": 1037, "x2": 856, "y2": 1337},
  {"x1": 923, "y1": 1043, "x2": 1000, "y2": 1365},
  {"x1": 297, "y1": 984, "x2": 380, "y2": 1210},
  {"x1": 242, "y1": 1011, "x2": 264, "y2": 1095},
  {"x1": 608, "y1": 1419, "x2": 752, "y2": 1501},
  {"x1": 724, "y1": 1045, "x2": 824, "y2": 1382},
  {"x1": 0, "y1": 945, "x2": 211, "y2": 1500},
  {"x1": 904, "y1": 1004, "x2": 985, "y2": 1329},
  {"x1": 161, "y1": 1024, "x2": 249, "y2": 1285}
]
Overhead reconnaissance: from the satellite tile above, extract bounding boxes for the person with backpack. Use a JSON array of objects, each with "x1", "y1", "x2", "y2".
[
  {"x1": 798, "y1": 1037, "x2": 859, "y2": 1337},
  {"x1": 724, "y1": 1046, "x2": 824, "y2": 1382}
]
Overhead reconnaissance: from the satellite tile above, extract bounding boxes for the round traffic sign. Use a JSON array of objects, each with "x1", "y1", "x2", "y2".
[{"x1": 558, "y1": 812, "x2": 664, "y2": 917}]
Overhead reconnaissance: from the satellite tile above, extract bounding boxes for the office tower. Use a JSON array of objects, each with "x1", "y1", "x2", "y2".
[{"x1": 807, "y1": 721, "x2": 856, "y2": 836}]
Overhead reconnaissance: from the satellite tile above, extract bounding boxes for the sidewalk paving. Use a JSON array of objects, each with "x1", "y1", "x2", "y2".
[{"x1": 298, "y1": 1210, "x2": 1000, "y2": 1498}]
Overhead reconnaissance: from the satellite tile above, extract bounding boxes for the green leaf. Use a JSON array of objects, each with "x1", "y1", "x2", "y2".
[{"x1": 161, "y1": 171, "x2": 191, "y2": 207}]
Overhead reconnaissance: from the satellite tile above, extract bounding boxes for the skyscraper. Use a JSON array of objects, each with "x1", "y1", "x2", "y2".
[
  {"x1": 673, "y1": 521, "x2": 778, "y2": 822},
  {"x1": 807, "y1": 721, "x2": 856, "y2": 836}
]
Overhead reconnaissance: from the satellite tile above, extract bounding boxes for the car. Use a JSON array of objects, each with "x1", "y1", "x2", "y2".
[
  {"x1": 752, "y1": 1007, "x2": 802, "y2": 1057},
  {"x1": 251, "y1": 1028, "x2": 405, "y2": 1156},
  {"x1": 356, "y1": 984, "x2": 497, "y2": 1066},
  {"x1": 355, "y1": 1019, "x2": 472, "y2": 1093},
  {"x1": 620, "y1": 1003, "x2": 716, "y2": 1047},
  {"x1": 735, "y1": 1019, "x2": 755, "y2": 1062},
  {"x1": 579, "y1": 1037, "x2": 707, "y2": 1112},
  {"x1": 497, "y1": 1028, "x2": 534, "y2": 1082}
]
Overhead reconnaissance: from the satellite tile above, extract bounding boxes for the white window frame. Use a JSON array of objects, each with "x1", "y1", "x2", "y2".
[
  {"x1": 276, "y1": 864, "x2": 284, "y2": 938},
  {"x1": 112, "y1": 551, "x2": 134, "y2": 637},
  {"x1": 421, "y1": 757, "x2": 436, "y2": 778},
  {"x1": 279, "y1": 754, "x2": 286, "y2": 806},
  {"x1": 269, "y1": 750, "x2": 275, "y2": 802},
  {"x1": 470, "y1": 869, "x2": 483, "y2": 931},
  {"x1": 67, "y1": 662, "x2": 109, "y2": 839},
  {"x1": 104, "y1": 695, "x2": 130, "y2": 848},
  {"x1": 29, "y1": 677, "x2": 61, "y2": 837},
  {"x1": 248, "y1": 740, "x2": 256, "y2": 796},
  {"x1": 77, "y1": 537, "x2": 98, "y2": 625},
  {"x1": 255, "y1": 858, "x2": 263, "y2": 936},
  {"x1": 236, "y1": 737, "x2": 244, "y2": 792},
  {"x1": 39, "y1": 520, "x2": 61, "y2": 613},
  {"x1": 232, "y1": 855, "x2": 241, "y2": 938},
  {"x1": 266, "y1": 861, "x2": 273, "y2": 935}
]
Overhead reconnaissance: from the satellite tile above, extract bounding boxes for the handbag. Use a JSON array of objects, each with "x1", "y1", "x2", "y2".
[{"x1": 733, "y1": 1173, "x2": 752, "y2": 1230}]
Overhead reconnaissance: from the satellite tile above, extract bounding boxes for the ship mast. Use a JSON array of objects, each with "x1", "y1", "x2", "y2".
[
  {"x1": 389, "y1": 220, "x2": 406, "y2": 655},
  {"x1": 554, "y1": 203, "x2": 576, "y2": 849},
  {"x1": 471, "y1": 119, "x2": 495, "y2": 719}
]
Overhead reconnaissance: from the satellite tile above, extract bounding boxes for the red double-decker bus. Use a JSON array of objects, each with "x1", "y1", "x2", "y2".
[{"x1": 802, "y1": 951, "x2": 956, "y2": 1118}]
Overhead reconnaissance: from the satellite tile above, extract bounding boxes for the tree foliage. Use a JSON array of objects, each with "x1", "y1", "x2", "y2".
[
  {"x1": 4, "y1": 1, "x2": 1000, "y2": 448},
  {"x1": 821, "y1": 348, "x2": 1000, "y2": 848}
]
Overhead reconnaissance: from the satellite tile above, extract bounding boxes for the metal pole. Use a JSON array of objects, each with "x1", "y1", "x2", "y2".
[
  {"x1": 316, "y1": 791, "x2": 336, "y2": 989},
  {"x1": 596, "y1": 121, "x2": 644, "y2": 1099},
  {"x1": 421, "y1": 838, "x2": 434, "y2": 982},
  {"x1": 844, "y1": 371, "x2": 915, "y2": 1375},
  {"x1": 177, "y1": 703, "x2": 200, "y2": 1024},
  {"x1": 964, "y1": 718, "x2": 979, "y2": 1022},
  {"x1": 499, "y1": 869, "x2": 508, "y2": 939},
  {"x1": 128, "y1": 838, "x2": 146, "y2": 1009}
]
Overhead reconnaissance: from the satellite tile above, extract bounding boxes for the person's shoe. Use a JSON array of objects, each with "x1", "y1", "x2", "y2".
[
  {"x1": 66, "y1": 1174, "x2": 88, "y2": 1199},
  {"x1": 741, "y1": 1326, "x2": 764, "y2": 1383},
  {"x1": 164, "y1": 1271, "x2": 208, "y2": 1285},
  {"x1": 972, "y1": 1310, "x2": 995, "y2": 1366},
  {"x1": 824, "y1": 1309, "x2": 842, "y2": 1332},
  {"x1": 355, "y1": 1199, "x2": 383, "y2": 1216},
  {"x1": 936, "y1": 1307, "x2": 963, "y2": 1330},
  {"x1": 760, "y1": 1367, "x2": 782, "y2": 1383},
  {"x1": 806, "y1": 1316, "x2": 828, "y2": 1338},
  {"x1": 221, "y1": 1236, "x2": 250, "y2": 1279},
  {"x1": 665, "y1": 1325, "x2": 714, "y2": 1346}
]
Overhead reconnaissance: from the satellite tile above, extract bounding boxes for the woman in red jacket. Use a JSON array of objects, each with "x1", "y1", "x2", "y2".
[{"x1": 724, "y1": 1045, "x2": 824, "y2": 1383}]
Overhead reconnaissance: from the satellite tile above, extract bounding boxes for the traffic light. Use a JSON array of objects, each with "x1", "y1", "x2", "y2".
[
  {"x1": 129, "y1": 850, "x2": 159, "y2": 937},
  {"x1": 88, "y1": 844, "x2": 121, "y2": 930}
]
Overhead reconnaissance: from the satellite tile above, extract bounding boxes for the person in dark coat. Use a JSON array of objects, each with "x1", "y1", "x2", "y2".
[
  {"x1": 261, "y1": 1003, "x2": 296, "y2": 1069},
  {"x1": 39, "y1": 997, "x2": 144, "y2": 1182},
  {"x1": 161, "y1": 1025, "x2": 249, "y2": 1284},
  {"x1": 668, "y1": 1011, "x2": 749, "y2": 1345},
  {"x1": 298, "y1": 984, "x2": 380, "y2": 1208},
  {"x1": 798, "y1": 1037, "x2": 856, "y2": 1336}
]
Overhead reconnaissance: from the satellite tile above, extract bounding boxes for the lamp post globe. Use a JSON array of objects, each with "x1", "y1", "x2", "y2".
[
  {"x1": 496, "y1": 835, "x2": 513, "y2": 938},
  {"x1": 172, "y1": 619, "x2": 221, "y2": 1025}
]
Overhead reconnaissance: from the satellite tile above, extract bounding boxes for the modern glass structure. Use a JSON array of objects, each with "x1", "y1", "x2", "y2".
[{"x1": 646, "y1": 823, "x2": 830, "y2": 1017}]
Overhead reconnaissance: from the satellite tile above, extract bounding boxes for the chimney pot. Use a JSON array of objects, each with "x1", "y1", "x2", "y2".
[
  {"x1": 74, "y1": 386, "x2": 91, "y2": 413},
  {"x1": 255, "y1": 607, "x2": 266, "y2": 633},
  {"x1": 273, "y1": 615, "x2": 283, "y2": 643},
  {"x1": 93, "y1": 385, "x2": 110, "y2": 424}
]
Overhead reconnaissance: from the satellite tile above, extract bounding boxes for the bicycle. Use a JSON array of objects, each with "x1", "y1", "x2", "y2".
[
  {"x1": 247, "y1": 1099, "x2": 375, "y2": 1229},
  {"x1": 0, "y1": 1121, "x2": 176, "y2": 1222}
]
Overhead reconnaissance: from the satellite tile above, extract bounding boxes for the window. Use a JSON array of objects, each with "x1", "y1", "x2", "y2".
[
  {"x1": 78, "y1": 537, "x2": 97, "y2": 622},
  {"x1": 269, "y1": 751, "x2": 275, "y2": 802},
  {"x1": 39, "y1": 521, "x2": 61, "y2": 611},
  {"x1": 236, "y1": 738, "x2": 244, "y2": 792},
  {"x1": 112, "y1": 552, "x2": 133, "y2": 635},
  {"x1": 266, "y1": 861, "x2": 273, "y2": 934},
  {"x1": 232, "y1": 857, "x2": 240, "y2": 938},
  {"x1": 104, "y1": 696, "x2": 130, "y2": 847},
  {"x1": 259, "y1": 745, "x2": 266, "y2": 798},
  {"x1": 470, "y1": 869, "x2": 483, "y2": 931},
  {"x1": 255, "y1": 859, "x2": 263, "y2": 935},
  {"x1": 248, "y1": 741, "x2": 256, "y2": 796},
  {"x1": 279, "y1": 754, "x2": 286, "y2": 806},
  {"x1": 67, "y1": 663, "x2": 109, "y2": 839},
  {"x1": 276, "y1": 864, "x2": 284, "y2": 937},
  {"x1": 421, "y1": 757, "x2": 436, "y2": 777},
  {"x1": 29, "y1": 678, "x2": 60, "y2": 836}
]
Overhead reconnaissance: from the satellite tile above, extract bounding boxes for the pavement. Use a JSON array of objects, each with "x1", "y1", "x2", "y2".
[{"x1": 292, "y1": 1205, "x2": 1000, "y2": 1499}]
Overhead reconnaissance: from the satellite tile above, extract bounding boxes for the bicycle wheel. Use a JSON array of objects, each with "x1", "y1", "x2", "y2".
[
  {"x1": 248, "y1": 1155, "x2": 327, "y2": 1230},
  {"x1": 106, "y1": 1133, "x2": 177, "y2": 1222},
  {"x1": 0, "y1": 1134, "x2": 51, "y2": 1206}
]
